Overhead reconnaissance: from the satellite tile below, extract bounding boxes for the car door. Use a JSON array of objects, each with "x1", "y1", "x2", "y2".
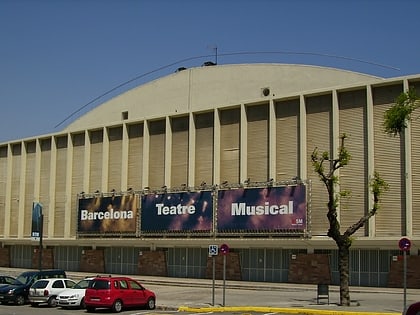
[
  {"x1": 50, "y1": 279, "x2": 65, "y2": 296},
  {"x1": 116, "y1": 279, "x2": 131, "y2": 306},
  {"x1": 127, "y1": 279, "x2": 147, "y2": 306}
]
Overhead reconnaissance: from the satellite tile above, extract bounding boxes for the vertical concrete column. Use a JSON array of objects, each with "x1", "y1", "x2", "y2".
[
  {"x1": 366, "y1": 85, "x2": 376, "y2": 237},
  {"x1": 83, "y1": 130, "x2": 90, "y2": 193},
  {"x1": 165, "y1": 116, "x2": 171, "y2": 187},
  {"x1": 121, "y1": 124, "x2": 129, "y2": 191},
  {"x1": 403, "y1": 79, "x2": 413, "y2": 236},
  {"x1": 4, "y1": 144, "x2": 13, "y2": 237},
  {"x1": 18, "y1": 141, "x2": 26, "y2": 238},
  {"x1": 49, "y1": 136, "x2": 57, "y2": 237},
  {"x1": 102, "y1": 127, "x2": 109, "y2": 191},
  {"x1": 332, "y1": 90, "x2": 340, "y2": 222},
  {"x1": 299, "y1": 94, "x2": 307, "y2": 180},
  {"x1": 188, "y1": 113, "x2": 195, "y2": 186},
  {"x1": 34, "y1": 139, "x2": 41, "y2": 204},
  {"x1": 214, "y1": 109, "x2": 220, "y2": 184},
  {"x1": 142, "y1": 121, "x2": 150, "y2": 187},
  {"x1": 240, "y1": 104, "x2": 247, "y2": 182},
  {"x1": 64, "y1": 134, "x2": 73, "y2": 238},
  {"x1": 269, "y1": 99, "x2": 276, "y2": 181}
]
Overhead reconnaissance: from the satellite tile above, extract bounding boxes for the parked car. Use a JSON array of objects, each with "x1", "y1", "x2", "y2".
[
  {"x1": 29, "y1": 278, "x2": 76, "y2": 307},
  {"x1": 0, "y1": 269, "x2": 66, "y2": 305},
  {"x1": 0, "y1": 275, "x2": 16, "y2": 286},
  {"x1": 57, "y1": 277, "x2": 94, "y2": 309},
  {"x1": 84, "y1": 276, "x2": 156, "y2": 312},
  {"x1": 406, "y1": 301, "x2": 420, "y2": 315}
]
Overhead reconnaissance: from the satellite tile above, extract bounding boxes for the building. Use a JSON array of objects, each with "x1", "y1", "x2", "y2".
[{"x1": 0, "y1": 63, "x2": 419, "y2": 287}]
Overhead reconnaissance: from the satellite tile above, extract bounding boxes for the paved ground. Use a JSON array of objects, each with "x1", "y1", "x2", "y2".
[{"x1": 2, "y1": 267, "x2": 417, "y2": 315}]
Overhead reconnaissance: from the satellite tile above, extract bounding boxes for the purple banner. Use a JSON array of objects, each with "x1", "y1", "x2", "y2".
[
  {"x1": 78, "y1": 194, "x2": 139, "y2": 234},
  {"x1": 141, "y1": 191, "x2": 213, "y2": 232},
  {"x1": 217, "y1": 185, "x2": 306, "y2": 232}
]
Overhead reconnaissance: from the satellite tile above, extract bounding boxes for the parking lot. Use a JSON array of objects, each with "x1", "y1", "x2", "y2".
[{"x1": 1, "y1": 267, "x2": 417, "y2": 315}]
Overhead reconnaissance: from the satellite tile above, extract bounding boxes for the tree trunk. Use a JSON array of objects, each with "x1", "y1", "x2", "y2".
[{"x1": 338, "y1": 243, "x2": 351, "y2": 306}]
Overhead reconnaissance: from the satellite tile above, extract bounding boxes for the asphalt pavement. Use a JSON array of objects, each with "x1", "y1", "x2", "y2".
[{"x1": 1, "y1": 267, "x2": 417, "y2": 315}]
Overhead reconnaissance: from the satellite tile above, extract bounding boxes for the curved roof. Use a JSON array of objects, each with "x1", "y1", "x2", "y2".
[{"x1": 64, "y1": 63, "x2": 383, "y2": 132}]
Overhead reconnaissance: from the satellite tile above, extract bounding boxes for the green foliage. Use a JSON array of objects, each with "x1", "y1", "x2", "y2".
[
  {"x1": 370, "y1": 171, "x2": 389, "y2": 195},
  {"x1": 384, "y1": 88, "x2": 419, "y2": 136}
]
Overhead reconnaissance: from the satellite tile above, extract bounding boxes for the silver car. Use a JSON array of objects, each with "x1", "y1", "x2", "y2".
[
  {"x1": 29, "y1": 278, "x2": 76, "y2": 307},
  {"x1": 57, "y1": 277, "x2": 93, "y2": 309}
]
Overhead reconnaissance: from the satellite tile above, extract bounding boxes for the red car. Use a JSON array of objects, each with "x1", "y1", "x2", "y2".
[
  {"x1": 84, "y1": 276, "x2": 156, "y2": 313},
  {"x1": 406, "y1": 302, "x2": 420, "y2": 315}
]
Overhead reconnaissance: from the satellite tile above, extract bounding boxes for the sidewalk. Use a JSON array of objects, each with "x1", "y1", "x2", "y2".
[
  {"x1": 137, "y1": 276, "x2": 411, "y2": 315},
  {"x1": 1, "y1": 267, "x2": 414, "y2": 315}
]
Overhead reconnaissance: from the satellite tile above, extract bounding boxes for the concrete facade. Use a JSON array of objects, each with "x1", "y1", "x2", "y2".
[{"x1": 1, "y1": 63, "x2": 420, "y2": 287}]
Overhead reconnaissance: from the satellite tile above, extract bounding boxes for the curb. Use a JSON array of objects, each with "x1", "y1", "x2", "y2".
[{"x1": 178, "y1": 306, "x2": 401, "y2": 315}]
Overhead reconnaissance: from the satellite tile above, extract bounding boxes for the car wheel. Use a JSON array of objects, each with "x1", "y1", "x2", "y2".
[
  {"x1": 16, "y1": 295, "x2": 25, "y2": 305},
  {"x1": 146, "y1": 297, "x2": 156, "y2": 310},
  {"x1": 86, "y1": 306, "x2": 95, "y2": 312},
  {"x1": 112, "y1": 299, "x2": 123, "y2": 313},
  {"x1": 47, "y1": 296, "x2": 58, "y2": 307},
  {"x1": 80, "y1": 297, "x2": 86, "y2": 309}
]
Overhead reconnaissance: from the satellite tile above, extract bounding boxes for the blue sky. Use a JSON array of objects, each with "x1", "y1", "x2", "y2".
[{"x1": 1, "y1": 0, "x2": 420, "y2": 142}]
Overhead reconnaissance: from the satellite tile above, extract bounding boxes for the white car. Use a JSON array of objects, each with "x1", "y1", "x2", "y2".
[
  {"x1": 57, "y1": 277, "x2": 93, "y2": 309},
  {"x1": 29, "y1": 278, "x2": 76, "y2": 307}
]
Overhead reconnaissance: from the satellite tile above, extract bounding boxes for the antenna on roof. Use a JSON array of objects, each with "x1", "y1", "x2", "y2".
[{"x1": 207, "y1": 44, "x2": 218, "y2": 65}]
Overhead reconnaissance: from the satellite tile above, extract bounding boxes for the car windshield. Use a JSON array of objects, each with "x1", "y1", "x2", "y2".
[
  {"x1": 16, "y1": 274, "x2": 33, "y2": 285},
  {"x1": 32, "y1": 280, "x2": 48, "y2": 289},
  {"x1": 74, "y1": 279, "x2": 91, "y2": 289},
  {"x1": 89, "y1": 280, "x2": 110, "y2": 289}
]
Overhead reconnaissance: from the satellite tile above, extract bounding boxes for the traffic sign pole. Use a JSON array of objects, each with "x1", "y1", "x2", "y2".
[
  {"x1": 403, "y1": 250, "x2": 407, "y2": 313},
  {"x1": 220, "y1": 244, "x2": 229, "y2": 306},
  {"x1": 212, "y1": 255, "x2": 215, "y2": 306},
  {"x1": 398, "y1": 237, "x2": 411, "y2": 314},
  {"x1": 223, "y1": 254, "x2": 226, "y2": 306},
  {"x1": 209, "y1": 245, "x2": 218, "y2": 306}
]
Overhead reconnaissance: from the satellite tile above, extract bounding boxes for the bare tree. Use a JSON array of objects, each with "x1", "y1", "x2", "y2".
[{"x1": 311, "y1": 134, "x2": 388, "y2": 306}]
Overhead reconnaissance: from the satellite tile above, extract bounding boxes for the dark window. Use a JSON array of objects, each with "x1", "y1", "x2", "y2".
[
  {"x1": 52, "y1": 280, "x2": 64, "y2": 288},
  {"x1": 90, "y1": 280, "x2": 110, "y2": 289},
  {"x1": 32, "y1": 280, "x2": 48, "y2": 289}
]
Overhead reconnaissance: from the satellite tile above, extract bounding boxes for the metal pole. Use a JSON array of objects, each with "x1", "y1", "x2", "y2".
[
  {"x1": 38, "y1": 214, "x2": 43, "y2": 271},
  {"x1": 222, "y1": 254, "x2": 226, "y2": 306},
  {"x1": 212, "y1": 256, "x2": 215, "y2": 306},
  {"x1": 403, "y1": 250, "x2": 407, "y2": 313}
]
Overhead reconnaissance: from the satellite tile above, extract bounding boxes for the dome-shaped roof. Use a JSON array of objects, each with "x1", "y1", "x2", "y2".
[{"x1": 64, "y1": 63, "x2": 383, "y2": 132}]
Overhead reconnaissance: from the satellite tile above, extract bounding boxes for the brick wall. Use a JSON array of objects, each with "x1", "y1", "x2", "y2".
[
  {"x1": 32, "y1": 247, "x2": 54, "y2": 269},
  {"x1": 138, "y1": 251, "x2": 167, "y2": 276},
  {"x1": 388, "y1": 255, "x2": 420, "y2": 288},
  {"x1": 0, "y1": 248, "x2": 10, "y2": 267},
  {"x1": 288, "y1": 254, "x2": 331, "y2": 284},
  {"x1": 205, "y1": 252, "x2": 241, "y2": 281},
  {"x1": 80, "y1": 249, "x2": 105, "y2": 273}
]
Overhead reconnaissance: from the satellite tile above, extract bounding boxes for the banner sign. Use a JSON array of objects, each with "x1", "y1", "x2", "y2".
[
  {"x1": 31, "y1": 202, "x2": 43, "y2": 241},
  {"x1": 216, "y1": 185, "x2": 307, "y2": 233},
  {"x1": 78, "y1": 194, "x2": 139, "y2": 234},
  {"x1": 141, "y1": 191, "x2": 213, "y2": 233}
]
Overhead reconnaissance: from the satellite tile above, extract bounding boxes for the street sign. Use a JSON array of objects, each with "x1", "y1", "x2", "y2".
[
  {"x1": 220, "y1": 243, "x2": 229, "y2": 255},
  {"x1": 209, "y1": 244, "x2": 218, "y2": 256},
  {"x1": 399, "y1": 237, "x2": 411, "y2": 251}
]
